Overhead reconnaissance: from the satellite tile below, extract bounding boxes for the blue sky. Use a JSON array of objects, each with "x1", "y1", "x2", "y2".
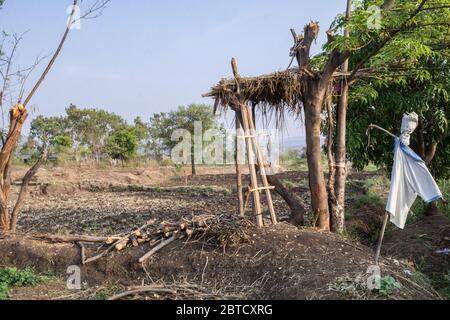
[{"x1": 0, "y1": 0, "x2": 347, "y2": 139}]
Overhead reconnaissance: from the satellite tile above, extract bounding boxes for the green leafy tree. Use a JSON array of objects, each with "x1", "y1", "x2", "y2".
[
  {"x1": 306, "y1": 0, "x2": 450, "y2": 231},
  {"x1": 151, "y1": 104, "x2": 220, "y2": 175},
  {"x1": 66, "y1": 105, "x2": 126, "y2": 161},
  {"x1": 29, "y1": 115, "x2": 73, "y2": 162},
  {"x1": 347, "y1": 59, "x2": 449, "y2": 180},
  {"x1": 131, "y1": 116, "x2": 150, "y2": 157},
  {"x1": 147, "y1": 112, "x2": 169, "y2": 161},
  {"x1": 29, "y1": 115, "x2": 68, "y2": 145},
  {"x1": 105, "y1": 128, "x2": 138, "y2": 165}
]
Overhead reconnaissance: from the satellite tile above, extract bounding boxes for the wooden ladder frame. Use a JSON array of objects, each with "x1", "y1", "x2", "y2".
[{"x1": 231, "y1": 58, "x2": 277, "y2": 228}]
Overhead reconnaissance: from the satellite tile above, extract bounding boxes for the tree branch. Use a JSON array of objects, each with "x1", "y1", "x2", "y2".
[
  {"x1": 348, "y1": 0, "x2": 429, "y2": 82},
  {"x1": 290, "y1": 22, "x2": 320, "y2": 69},
  {"x1": 9, "y1": 146, "x2": 48, "y2": 231},
  {"x1": 22, "y1": 0, "x2": 79, "y2": 107}
]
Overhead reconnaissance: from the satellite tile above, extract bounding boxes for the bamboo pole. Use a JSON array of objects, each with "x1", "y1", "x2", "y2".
[
  {"x1": 245, "y1": 107, "x2": 277, "y2": 225},
  {"x1": 235, "y1": 116, "x2": 245, "y2": 216}
]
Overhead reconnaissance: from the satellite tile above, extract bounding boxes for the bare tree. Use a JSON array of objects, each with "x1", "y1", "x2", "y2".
[{"x1": 0, "y1": 0, "x2": 110, "y2": 232}]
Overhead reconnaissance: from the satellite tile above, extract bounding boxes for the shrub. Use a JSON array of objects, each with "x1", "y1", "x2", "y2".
[
  {"x1": 378, "y1": 276, "x2": 401, "y2": 297},
  {"x1": 0, "y1": 267, "x2": 44, "y2": 300}
]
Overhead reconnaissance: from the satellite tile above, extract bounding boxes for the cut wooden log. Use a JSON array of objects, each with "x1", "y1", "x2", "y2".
[
  {"x1": 77, "y1": 242, "x2": 86, "y2": 265},
  {"x1": 139, "y1": 232, "x2": 182, "y2": 264},
  {"x1": 31, "y1": 234, "x2": 121, "y2": 243},
  {"x1": 115, "y1": 239, "x2": 129, "y2": 251}
]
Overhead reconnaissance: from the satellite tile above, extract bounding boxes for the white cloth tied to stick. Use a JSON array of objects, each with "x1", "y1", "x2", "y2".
[{"x1": 386, "y1": 113, "x2": 442, "y2": 229}]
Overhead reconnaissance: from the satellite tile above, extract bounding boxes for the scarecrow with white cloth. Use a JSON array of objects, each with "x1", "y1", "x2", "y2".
[{"x1": 367, "y1": 113, "x2": 444, "y2": 264}]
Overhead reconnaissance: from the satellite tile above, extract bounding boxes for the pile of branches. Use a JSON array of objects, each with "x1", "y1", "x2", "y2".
[{"x1": 28, "y1": 214, "x2": 254, "y2": 265}]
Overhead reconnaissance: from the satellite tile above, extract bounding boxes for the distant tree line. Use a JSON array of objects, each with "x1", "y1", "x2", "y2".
[{"x1": 19, "y1": 104, "x2": 221, "y2": 172}]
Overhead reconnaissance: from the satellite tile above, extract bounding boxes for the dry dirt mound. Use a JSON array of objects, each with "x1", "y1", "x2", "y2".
[
  {"x1": 0, "y1": 224, "x2": 438, "y2": 300},
  {"x1": 383, "y1": 215, "x2": 450, "y2": 296}
]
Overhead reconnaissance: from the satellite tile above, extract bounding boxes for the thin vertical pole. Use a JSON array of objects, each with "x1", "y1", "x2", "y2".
[
  {"x1": 235, "y1": 114, "x2": 245, "y2": 216},
  {"x1": 375, "y1": 212, "x2": 390, "y2": 265}
]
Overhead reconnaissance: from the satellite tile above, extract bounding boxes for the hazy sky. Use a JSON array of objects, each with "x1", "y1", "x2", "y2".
[{"x1": 0, "y1": 0, "x2": 347, "y2": 138}]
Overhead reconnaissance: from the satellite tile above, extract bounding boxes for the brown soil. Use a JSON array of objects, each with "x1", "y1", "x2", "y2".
[
  {"x1": 0, "y1": 166, "x2": 443, "y2": 300},
  {"x1": 383, "y1": 215, "x2": 450, "y2": 276},
  {"x1": 0, "y1": 225, "x2": 436, "y2": 300}
]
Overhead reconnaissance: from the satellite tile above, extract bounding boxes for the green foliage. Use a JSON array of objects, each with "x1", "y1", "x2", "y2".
[
  {"x1": 24, "y1": 103, "x2": 221, "y2": 166},
  {"x1": 378, "y1": 276, "x2": 402, "y2": 297},
  {"x1": 437, "y1": 179, "x2": 450, "y2": 218},
  {"x1": 105, "y1": 128, "x2": 138, "y2": 163},
  {"x1": 66, "y1": 105, "x2": 127, "y2": 159},
  {"x1": 355, "y1": 192, "x2": 384, "y2": 210},
  {"x1": 433, "y1": 271, "x2": 450, "y2": 299},
  {"x1": 30, "y1": 115, "x2": 68, "y2": 145},
  {"x1": 413, "y1": 270, "x2": 450, "y2": 299},
  {"x1": 280, "y1": 148, "x2": 307, "y2": 170},
  {"x1": 0, "y1": 267, "x2": 44, "y2": 300},
  {"x1": 53, "y1": 135, "x2": 73, "y2": 149},
  {"x1": 148, "y1": 104, "x2": 222, "y2": 165},
  {"x1": 347, "y1": 58, "x2": 450, "y2": 180},
  {"x1": 332, "y1": 0, "x2": 450, "y2": 181},
  {"x1": 325, "y1": 0, "x2": 450, "y2": 72},
  {"x1": 411, "y1": 179, "x2": 450, "y2": 222}
]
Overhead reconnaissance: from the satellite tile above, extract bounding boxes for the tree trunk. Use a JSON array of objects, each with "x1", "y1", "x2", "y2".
[
  {"x1": 331, "y1": 0, "x2": 352, "y2": 234},
  {"x1": 266, "y1": 174, "x2": 306, "y2": 226},
  {"x1": 303, "y1": 86, "x2": 330, "y2": 231},
  {"x1": 0, "y1": 106, "x2": 28, "y2": 232},
  {"x1": 333, "y1": 81, "x2": 348, "y2": 234},
  {"x1": 0, "y1": 201, "x2": 9, "y2": 231},
  {"x1": 191, "y1": 147, "x2": 197, "y2": 176},
  {"x1": 326, "y1": 100, "x2": 338, "y2": 229},
  {"x1": 10, "y1": 149, "x2": 48, "y2": 232}
]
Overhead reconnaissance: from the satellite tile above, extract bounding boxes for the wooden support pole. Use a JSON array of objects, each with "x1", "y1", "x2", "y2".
[
  {"x1": 244, "y1": 107, "x2": 277, "y2": 225},
  {"x1": 240, "y1": 104, "x2": 263, "y2": 227},
  {"x1": 235, "y1": 115, "x2": 245, "y2": 216},
  {"x1": 375, "y1": 212, "x2": 390, "y2": 265}
]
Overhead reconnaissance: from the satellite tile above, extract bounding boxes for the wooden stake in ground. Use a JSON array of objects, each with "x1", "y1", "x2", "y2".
[
  {"x1": 375, "y1": 212, "x2": 390, "y2": 265},
  {"x1": 367, "y1": 124, "x2": 397, "y2": 265},
  {"x1": 235, "y1": 116, "x2": 245, "y2": 216}
]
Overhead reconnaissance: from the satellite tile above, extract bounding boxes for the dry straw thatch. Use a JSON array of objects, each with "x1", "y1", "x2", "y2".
[{"x1": 203, "y1": 69, "x2": 310, "y2": 117}]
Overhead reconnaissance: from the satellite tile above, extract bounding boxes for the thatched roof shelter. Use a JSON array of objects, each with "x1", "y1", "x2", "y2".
[{"x1": 203, "y1": 69, "x2": 314, "y2": 117}]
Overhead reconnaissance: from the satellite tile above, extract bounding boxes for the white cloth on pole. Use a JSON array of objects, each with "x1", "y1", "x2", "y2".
[{"x1": 386, "y1": 138, "x2": 442, "y2": 229}]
